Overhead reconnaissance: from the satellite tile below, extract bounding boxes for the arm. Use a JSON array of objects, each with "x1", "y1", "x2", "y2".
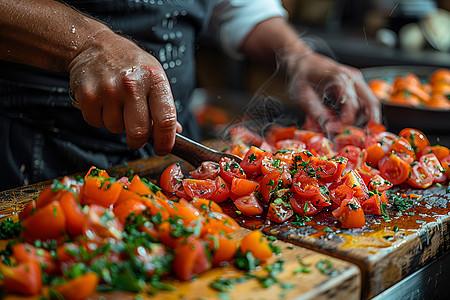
[
  {"x1": 0, "y1": 0, "x2": 178, "y2": 154},
  {"x1": 239, "y1": 16, "x2": 381, "y2": 133}
]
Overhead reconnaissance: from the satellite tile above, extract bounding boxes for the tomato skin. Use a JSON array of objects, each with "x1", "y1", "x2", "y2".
[
  {"x1": 399, "y1": 128, "x2": 430, "y2": 156},
  {"x1": 209, "y1": 176, "x2": 230, "y2": 203},
  {"x1": 259, "y1": 170, "x2": 281, "y2": 203},
  {"x1": 420, "y1": 153, "x2": 447, "y2": 183},
  {"x1": 368, "y1": 174, "x2": 393, "y2": 193},
  {"x1": 12, "y1": 243, "x2": 57, "y2": 275},
  {"x1": 59, "y1": 191, "x2": 86, "y2": 237},
  {"x1": 113, "y1": 198, "x2": 147, "y2": 225},
  {"x1": 240, "y1": 146, "x2": 272, "y2": 177},
  {"x1": 365, "y1": 121, "x2": 386, "y2": 136},
  {"x1": 390, "y1": 137, "x2": 415, "y2": 160},
  {"x1": 290, "y1": 193, "x2": 321, "y2": 216},
  {"x1": 332, "y1": 197, "x2": 365, "y2": 229},
  {"x1": 292, "y1": 169, "x2": 321, "y2": 199},
  {"x1": 190, "y1": 197, "x2": 224, "y2": 214},
  {"x1": 160, "y1": 163, "x2": 184, "y2": 193},
  {"x1": 240, "y1": 230, "x2": 272, "y2": 262},
  {"x1": 407, "y1": 161, "x2": 434, "y2": 189},
  {"x1": 208, "y1": 234, "x2": 238, "y2": 266},
  {"x1": 22, "y1": 201, "x2": 67, "y2": 242},
  {"x1": 231, "y1": 177, "x2": 259, "y2": 197},
  {"x1": 219, "y1": 157, "x2": 247, "y2": 184},
  {"x1": 173, "y1": 238, "x2": 211, "y2": 281},
  {"x1": 190, "y1": 161, "x2": 220, "y2": 180},
  {"x1": 233, "y1": 193, "x2": 264, "y2": 216},
  {"x1": 306, "y1": 135, "x2": 334, "y2": 157},
  {"x1": 337, "y1": 145, "x2": 364, "y2": 172},
  {"x1": 361, "y1": 194, "x2": 382, "y2": 215},
  {"x1": 423, "y1": 145, "x2": 450, "y2": 163},
  {"x1": 0, "y1": 261, "x2": 42, "y2": 296},
  {"x1": 128, "y1": 174, "x2": 152, "y2": 196},
  {"x1": 266, "y1": 201, "x2": 293, "y2": 223},
  {"x1": 182, "y1": 178, "x2": 217, "y2": 200},
  {"x1": 364, "y1": 143, "x2": 385, "y2": 167},
  {"x1": 334, "y1": 126, "x2": 367, "y2": 150},
  {"x1": 266, "y1": 125, "x2": 297, "y2": 144},
  {"x1": 54, "y1": 273, "x2": 99, "y2": 300},
  {"x1": 81, "y1": 177, "x2": 122, "y2": 208},
  {"x1": 378, "y1": 154, "x2": 410, "y2": 186}
]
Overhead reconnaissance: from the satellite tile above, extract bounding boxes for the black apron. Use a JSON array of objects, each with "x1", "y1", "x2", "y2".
[{"x1": 0, "y1": 0, "x2": 213, "y2": 190}]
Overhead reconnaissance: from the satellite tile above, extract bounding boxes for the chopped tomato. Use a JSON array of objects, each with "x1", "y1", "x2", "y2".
[
  {"x1": 209, "y1": 176, "x2": 230, "y2": 203},
  {"x1": 166, "y1": 199, "x2": 201, "y2": 226},
  {"x1": 306, "y1": 135, "x2": 334, "y2": 157},
  {"x1": 113, "y1": 198, "x2": 147, "y2": 225},
  {"x1": 275, "y1": 139, "x2": 306, "y2": 151},
  {"x1": 365, "y1": 121, "x2": 386, "y2": 136},
  {"x1": 334, "y1": 126, "x2": 367, "y2": 150},
  {"x1": 84, "y1": 204, "x2": 123, "y2": 240},
  {"x1": 190, "y1": 197, "x2": 223, "y2": 214},
  {"x1": 423, "y1": 145, "x2": 450, "y2": 163},
  {"x1": 407, "y1": 161, "x2": 434, "y2": 189},
  {"x1": 81, "y1": 177, "x2": 122, "y2": 208},
  {"x1": 368, "y1": 174, "x2": 393, "y2": 193},
  {"x1": 259, "y1": 170, "x2": 281, "y2": 203},
  {"x1": 390, "y1": 137, "x2": 415, "y2": 160},
  {"x1": 240, "y1": 146, "x2": 272, "y2": 177},
  {"x1": 420, "y1": 153, "x2": 447, "y2": 183},
  {"x1": 173, "y1": 238, "x2": 211, "y2": 281},
  {"x1": 159, "y1": 163, "x2": 184, "y2": 193},
  {"x1": 190, "y1": 161, "x2": 220, "y2": 180},
  {"x1": 207, "y1": 234, "x2": 238, "y2": 267},
  {"x1": 0, "y1": 261, "x2": 42, "y2": 296},
  {"x1": 378, "y1": 154, "x2": 410, "y2": 185},
  {"x1": 337, "y1": 145, "x2": 364, "y2": 172},
  {"x1": 231, "y1": 177, "x2": 259, "y2": 197},
  {"x1": 261, "y1": 156, "x2": 285, "y2": 175},
  {"x1": 292, "y1": 169, "x2": 321, "y2": 199},
  {"x1": 330, "y1": 170, "x2": 369, "y2": 202},
  {"x1": 332, "y1": 197, "x2": 365, "y2": 229},
  {"x1": 399, "y1": 128, "x2": 430, "y2": 156},
  {"x1": 59, "y1": 191, "x2": 86, "y2": 237},
  {"x1": 53, "y1": 273, "x2": 99, "y2": 300},
  {"x1": 128, "y1": 174, "x2": 152, "y2": 196},
  {"x1": 361, "y1": 193, "x2": 383, "y2": 215},
  {"x1": 182, "y1": 178, "x2": 217, "y2": 200},
  {"x1": 234, "y1": 193, "x2": 264, "y2": 217},
  {"x1": 240, "y1": 230, "x2": 273, "y2": 262},
  {"x1": 290, "y1": 193, "x2": 321, "y2": 216},
  {"x1": 329, "y1": 184, "x2": 354, "y2": 210},
  {"x1": 12, "y1": 243, "x2": 57, "y2": 274},
  {"x1": 265, "y1": 125, "x2": 296, "y2": 144},
  {"x1": 203, "y1": 211, "x2": 240, "y2": 235},
  {"x1": 219, "y1": 157, "x2": 247, "y2": 184},
  {"x1": 266, "y1": 194, "x2": 294, "y2": 223},
  {"x1": 22, "y1": 201, "x2": 66, "y2": 242},
  {"x1": 294, "y1": 151, "x2": 347, "y2": 183},
  {"x1": 364, "y1": 143, "x2": 385, "y2": 167},
  {"x1": 368, "y1": 79, "x2": 392, "y2": 101}
]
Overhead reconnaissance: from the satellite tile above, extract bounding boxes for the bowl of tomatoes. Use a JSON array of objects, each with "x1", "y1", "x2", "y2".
[{"x1": 362, "y1": 66, "x2": 450, "y2": 133}]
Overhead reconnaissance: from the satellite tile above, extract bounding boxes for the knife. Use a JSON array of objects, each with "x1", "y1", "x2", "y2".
[{"x1": 70, "y1": 99, "x2": 242, "y2": 168}]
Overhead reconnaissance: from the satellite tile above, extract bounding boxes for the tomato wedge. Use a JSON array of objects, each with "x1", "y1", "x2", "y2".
[
  {"x1": 240, "y1": 146, "x2": 272, "y2": 177},
  {"x1": 420, "y1": 153, "x2": 447, "y2": 183},
  {"x1": 0, "y1": 261, "x2": 42, "y2": 296},
  {"x1": 378, "y1": 154, "x2": 410, "y2": 185},
  {"x1": 240, "y1": 230, "x2": 273, "y2": 262},
  {"x1": 259, "y1": 170, "x2": 281, "y2": 203},
  {"x1": 219, "y1": 157, "x2": 247, "y2": 183},
  {"x1": 290, "y1": 193, "x2": 322, "y2": 217},
  {"x1": 231, "y1": 177, "x2": 259, "y2": 197},
  {"x1": 234, "y1": 193, "x2": 264, "y2": 217},
  {"x1": 160, "y1": 163, "x2": 184, "y2": 193},
  {"x1": 54, "y1": 273, "x2": 99, "y2": 300},
  {"x1": 182, "y1": 178, "x2": 217, "y2": 200},
  {"x1": 407, "y1": 161, "x2": 434, "y2": 189},
  {"x1": 332, "y1": 197, "x2": 365, "y2": 229},
  {"x1": 399, "y1": 128, "x2": 430, "y2": 156},
  {"x1": 209, "y1": 176, "x2": 230, "y2": 203},
  {"x1": 190, "y1": 161, "x2": 220, "y2": 180},
  {"x1": 337, "y1": 145, "x2": 364, "y2": 172},
  {"x1": 292, "y1": 169, "x2": 321, "y2": 199},
  {"x1": 173, "y1": 238, "x2": 211, "y2": 281}
]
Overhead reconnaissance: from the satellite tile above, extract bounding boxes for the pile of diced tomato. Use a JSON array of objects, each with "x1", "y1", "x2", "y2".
[
  {"x1": 368, "y1": 68, "x2": 450, "y2": 109},
  {"x1": 159, "y1": 122, "x2": 449, "y2": 230},
  {"x1": 0, "y1": 167, "x2": 276, "y2": 298}
]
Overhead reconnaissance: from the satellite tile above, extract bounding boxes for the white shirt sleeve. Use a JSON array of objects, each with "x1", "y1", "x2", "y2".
[{"x1": 208, "y1": 0, "x2": 288, "y2": 59}]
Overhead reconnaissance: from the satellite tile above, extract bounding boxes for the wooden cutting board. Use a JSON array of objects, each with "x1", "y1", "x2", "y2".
[
  {"x1": 0, "y1": 163, "x2": 360, "y2": 300},
  {"x1": 223, "y1": 185, "x2": 450, "y2": 299},
  {"x1": 2, "y1": 151, "x2": 449, "y2": 299}
]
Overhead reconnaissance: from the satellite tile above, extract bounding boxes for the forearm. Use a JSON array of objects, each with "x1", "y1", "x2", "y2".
[
  {"x1": 0, "y1": 0, "x2": 111, "y2": 72},
  {"x1": 239, "y1": 17, "x2": 310, "y2": 68}
]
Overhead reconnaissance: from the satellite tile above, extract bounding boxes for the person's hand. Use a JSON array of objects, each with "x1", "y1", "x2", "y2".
[
  {"x1": 68, "y1": 30, "x2": 180, "y2": 155},
  {"x1": 284, "y1": 50, "x2": 381, "y2": 133}
]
